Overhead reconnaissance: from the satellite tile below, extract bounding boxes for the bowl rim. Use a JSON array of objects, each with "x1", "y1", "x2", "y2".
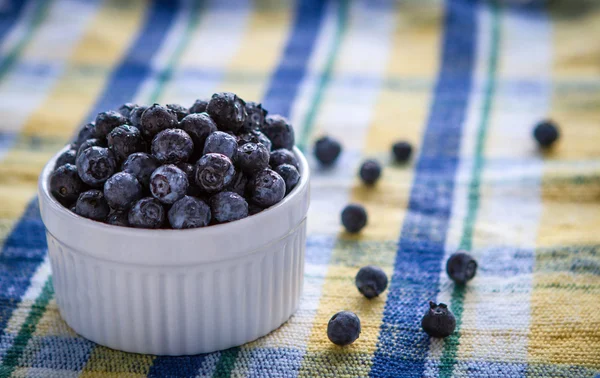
[{"x1": 39, "y1": 145, "x2": 310, "y2": 239}]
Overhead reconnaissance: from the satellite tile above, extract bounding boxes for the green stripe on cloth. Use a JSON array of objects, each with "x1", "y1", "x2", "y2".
[
  {"x1": 0, "y1": 0, "x2": 53, "y2": 82},
  {"x1": 0, "y1": 278, "x2": 54, "y2": 378},
  {"x1": 439, "y1": 2, "x2": 501, "y2": 377},
  {"x1": 297, "y1": 0, "x2": 350, "y2": 152},
  {"x1": 212, "y1": 348, "x2": 240, "y2": 378}
]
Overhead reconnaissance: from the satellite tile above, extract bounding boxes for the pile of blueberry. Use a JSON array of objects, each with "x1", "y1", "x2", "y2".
[{"x1": 49, "y1": 92, "x2": 301, "y2": 229}]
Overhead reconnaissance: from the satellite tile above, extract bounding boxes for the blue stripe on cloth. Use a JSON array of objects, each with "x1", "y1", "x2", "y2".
[
  {"x1": 147, "y1": 355, "x2": 207, "y2": 378},
  {"x1": 369, "y1": 0, "x2": 478, "y2": 376},
  {"x1": 85, "y1": 0, "x2": 181, "y2": 120},
  {"x1": 0, "y1": 0, "x2": 28, "y2": 48},
  {"x1": 261, "y1": 0, "x2": 328, "y2": 118}
]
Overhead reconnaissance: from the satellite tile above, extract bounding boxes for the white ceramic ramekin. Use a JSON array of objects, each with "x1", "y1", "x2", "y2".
[{"x1": 38, "y1": 147, "x2": 310, "y2": 355}]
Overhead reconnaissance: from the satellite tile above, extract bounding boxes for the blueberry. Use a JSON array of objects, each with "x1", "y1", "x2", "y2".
[
  {"x1": 194, "y1": 153, "x2": 235, "y2": 193},
  {"x1": 355, "y1": 266, "x2": 388, "y2": 299},
  {"x1": 76, "y1": 138, "x2": 106, "y2": 159},
  {"x1": 203, "y1": 131, "x2": 238, "y2": 161},
  {"x1": 103, "y1": 172, "x2": 143, "y2": 210},
  {"x1": 168, "y1": 195, "x2": 211, "y2": 229},
  {"x1": 269, "y1": 148, "x2": 299, "y2": 170},
  {"x1": 150, "y1": 164, "x2": 189, "y2": 204},
  {"x1": 209, "y1": 191, "x2": 249, "y2": 223},
  {"x1": 248, "y1": 202, "x2": 264, "y2": 215},
  {"x1": 106, "y1": 210, "x2": 129, "y2": 227},
  {"x1": 189, "y1": 99, "x2": 209, "y2": 114},
  {"x1": 206, "y1": 92, "x2": 247, "y2": 133},
  {"x1": 274, "y1": 164, "x2": 300, "y2": 195},
  {"x1": 128, "y1": 197, "x2": 165, "y2": 229},
  {"x1": 94, "y1": 110, "x2": 128, "y2": 139},
  {"x1": 243, "y1": 101, "x2": 267, "y2": 131},
  {"x1": 341, "y1": 204, "x2": 367, "y2": 233},
  {"x1": 314, "y1": 136, "x2": 342, "y2": 166},
  {"x1": 151, "y1": 128, "x2": 194, "y2": 164},
  {"x1": 122, "y1": 152, "x2": 159, "y2": 187},
  {"x1": 54, "y1": 149, "x2": 77, "y2": 169},
  {"x1": 237, "y1": 143, "x2": 269, "y2": 174},
  {"x1": 140, "y1": 103, "x2": 178, "y2": 140},
  {"x1": 75, "y1": 190, "x2": 110, "y2": 221},
  {"x1": 392, "y1": 141, "x2": 413, "y2": 163},
  {"x1": 176, "y1": 162, "x2": 195, "y2": 183},
  {"x1": 73, "y1": 122, "x2": 96, "y2": 148},
  {"x1": 249, "y1": 169, "x2": 285, "y2": 208},
  {"x1": 129, "y1": 105, "x2": 148, "y2": 128},
  {"x1": 226, "y1": 170, "x2": 248, "y2": 196},
  {"x1": 118, "y1": 103, "x2": 137, "y2": 119},
  {"x1": 421, "y1": 301, "x2": 456, "y2": 338},
  {"x1": 533, "y1": 120, "x2": 559, "y2": 148},
  {"x1": 261, "y1": 115, "x2": 294, "y2": 150},
  {"x1": 107, "y1": 125, "x2": 145, "y2": 163},
  {"x1": 180, "y1": 113, "x2": 217, "y2": 153},
  {"x1": 166, "y1": 103, "x2": 189, "y2": 121},
  {"x1": 76, "y1": 146, "x2": 117, "y2": 187},
  {"x1": 237, "y1": 129, "x2": 272, "y2": 151},
  {"x1": 327, "y1": 311, "x2": 361, "y2": 346},
  {"x1": 359, "y1": 159, "x2": 382, "y2": 185},
  {"x1": 50, "y1": 164, "x2": 85, "y2": 206},
  {"x1": 446, "y1": 252, "x2": 477, "y2": 284}
]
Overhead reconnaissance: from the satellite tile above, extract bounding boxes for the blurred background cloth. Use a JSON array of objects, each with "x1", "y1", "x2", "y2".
[{"x1": 0, "y1": 0, "x2": 599, "y2": 377}]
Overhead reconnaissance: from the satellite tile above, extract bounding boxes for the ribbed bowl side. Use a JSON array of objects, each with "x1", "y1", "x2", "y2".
[{"x1": 46, "y1": 220, "x2": 307, "y2": 356}]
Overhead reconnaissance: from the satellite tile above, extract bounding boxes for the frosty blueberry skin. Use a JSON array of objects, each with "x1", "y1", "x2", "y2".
[
  {"x1": 226, "y1": 170, "x2": 248, "y2": 197},
  {"x1": 73, "y1": 122, "x2": 96, "y2": 149},
  {"x1": 50, "y1": 164, "x2": 85, "y2": 206},
  {"x1": 261, "y1": 115, "x2": 294, "y2": 150},
  {"x1": 54, "y1": 149, "x2": 77, "y2": 170},
  {"x1": 168, "y1": 195, "x2": 211, "y2": 229},
  {"x1": 269, "y1": 148, "x2": 299, "y2": 170},
  {"x1": 180, "y1": 113, "x2": 218, "y2": 154},
  {"x1": 249, "y1": 169, "x2": 285, "y2": 208},
  {"x1": 327, "y1": 311, "x2": 361, "y2": 346},
  {"x1": 128, "y1": 197, "x2": 165, "y2": 229},
  {"x1": 76, "y1": 138, "x2": 106, "y2": 160},
  {"x1": 166, "y1": 103, "x2": 189, "y2": 121},
  {"x1": 76, "y1": 146, "x2": 117, "y2": 188},
  {"x1": 151, "y1": 128, "x2": 194, "y2": 164},
  {"x1": 203, "y1": 131, "x2": 238, "y2": 161},
  {"x1": 129, "y1": 105, "x2": 148, "y2": 128},
  {"x1": 149, "y1": 164, "x2": 189, "y2": 205},
  {"x1": 274, "y1": 164, "x2": 300, "y2": 195},
  {"x1": 237, "y1": 129, "x2": 272, "y2": 152},
  {"x1": 103, "y1": 172, "x2": 143, "y2": 210},
  {"x1": 94, "y1": 110, "x2": 128, "y2": 139},
  {"x1": 237, "y1": 143, "x2": 270, "y2": 174},
  {"x1": 206, "y1": 92, "x2": 247, "y2": 133},
  {"x1": 209, "y1": 191, "x2": 249, "y2": 223},
  {"x1": 194, "y1": 153, "x2": 235, "y2": 194},
  {"x1": 189, "y1": 98, "x2": 208, "y2": 114},
  {"x1": 243, "y1": 101, "x2": 267, "y2": 132},
  {"x1": 107, "y1": 125, "x2": 146, "y2": 163},
  {"x1": 75, "y1": 189, "x2": 110, "y2": 221},
  {"x1": 122, "y1": 152, "x2": 159, "y2": 188},
  {"x1": 140, "y1": 103, "x2": 178, "y2": 140}
]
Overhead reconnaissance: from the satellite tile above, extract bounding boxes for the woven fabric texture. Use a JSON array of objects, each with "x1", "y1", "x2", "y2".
[{"x1": 0, "y1": 0, "x2": 599, "y2": 377}]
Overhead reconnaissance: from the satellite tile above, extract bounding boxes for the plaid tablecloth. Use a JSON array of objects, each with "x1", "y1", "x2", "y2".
[{"x1": 0, "y1": 0, "x2": 599, "y2": 376}]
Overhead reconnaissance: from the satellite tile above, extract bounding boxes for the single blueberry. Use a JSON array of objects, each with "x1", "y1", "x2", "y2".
[
  {"x1": 50, "y1": 164, "x2": 85, "y2": 206},
  {"x1": 189, "y1": 99, "x2": 209, "y2": 114},
  {"x1": 209, "y1": 191, "x2": 249, "y2": 223},
  {"x1": 226, "y1": 170, "x2": 248, "y2": 197},
  {"x1": 249, "y1": 168, "x2": 285, "y2": 208},
  {"x1": 274, "y1": 164, "x2": 300, "y2": 195},
  {"x1": 129, "y1": 105, "x2": 148, "y2": 128},
  {"x1": 237, "y1": 129, "x2": 272, "y2": 151},
  {"x1": 54, "y1": 149, "x2": 77, "y2": 170},
  {"x1": 355, "y1": 266, "x2": 388, "y2": 299},
  {"x1": 76, "y1": 146, "x2": 117, "y2": 187},
  {"x1": 118, "y1": 103, "x2": 138, "y2": 119},
  {"x1": 168, "y1": 195, "x2": 211, "y2": 229},
  {"x1": 359, "y1": 159, "x2": 382, "y2": 185},
  {"x1": 421, "y1": 301, "x2": 456, "y2": 338},
  {"x1": 237, "y1": 143, "x2": 269, "y2": 174},
  {"x1": 107, "y1": 125, "x2": 146, "y2": 163},
  {"x1": 243, "y1": 101, "x2": 267, "y2": 131},
  {"x1": 269, "y1": 148, "x2": 299, "y2": 170},
  {"x1": 150, "y1": 164, "x2": 189, "y2": 204},
  {"x1": 128, "y1": 197, "x2": 165, "y2": 229},
  {"x1": 180, "y1": 112, "x2": 217, "y2": 155},
  {"x1": 76, "y1": 138, "x2": 106, "y2": 159},
  {"x1": 261, "y1": 115, "x2": 294, "y2": 150},
  {"x1": 122, "y1": 152, "x2": 159, "y2": 188},
  {"x1": 166, "y1": 103, "x2": 189, "y2": 121},
  {"x1": 103, "y1": 172, "x2": 143, "y2": 210},
  {"x1": 94, "y1": 110, "x2": 128, "y2": 139},
  {"x1": 341, "y1": 204, "x2": 367, "y2": 233},
  {"x1": 203, "y1": 131, "x2": 238, "y2": 161},
  {"x1": 314, "y1": 136, "x2": 342, "y2": 166},
  {"x1": 151, "y1": 128, "x2": 194, "y2": 164},
  {"x1": 327, "y1": 311, "x2": 361, "y2": 346},
  {"x1": 206, "y1": 92, "x2": 247, "y2": 133},
  {"x1": 446, "y1": 252, "x2": 477, "y2": 285},
  {"x1": 194, "y1": 153, "x2": 235, "y2": 193},
  {"x1": 140, "y1": 103, "x2": 178, "y2": 140},
  {"x1": 73, "y1": 122, "x2": 96, "y2": 149},
  {"x1": 106, "y1": 210, "x2": 129, "y2": 227},
  {"x1": 75, "y1": 190, "x2": 110, "y2": 221},
  {"x1": 392, "y1": 141, "x2": 413, "y2": 163},
  {"x1": 533, "y1": 120, "x2": 559, "y2": 148}
]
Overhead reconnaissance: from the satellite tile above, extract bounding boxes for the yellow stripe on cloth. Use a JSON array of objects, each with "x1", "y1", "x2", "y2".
[
  {"x1": 298, "y1": 1, "x2": 442, "y2": 376},
  {"x1": 527, "y1": 7, "x2": 600, "y2": 370}
]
